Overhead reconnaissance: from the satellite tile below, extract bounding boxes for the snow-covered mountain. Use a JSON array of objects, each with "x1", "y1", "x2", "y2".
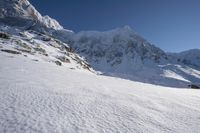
[
  {"x1": 0, "y1": 0, "x2": 200, "y2": 88},
  {"x1": 0, "y1": 0, "x2": 79, "y2": 69},
  {"x1": 0, "y1": 25, "x2": 92, "y2": 71},
  {"x1": 1, "y1": 1, "x2": 200, "y2": 132},
  {"x1": 71, "y1": 26, "x2": 167, "y2": 70},
  {"x1": 0, "y1": 0, "x2": 63, "y2": 30},
  {"x1": 168, "y1": 49, "x2": 200, "y2": 68},
  {"x1": 0, "y1": 0, "x2": 75, "y2": 42},
  {"x1": 67, "y1": 26, "x2": 199, "y2": 88}
]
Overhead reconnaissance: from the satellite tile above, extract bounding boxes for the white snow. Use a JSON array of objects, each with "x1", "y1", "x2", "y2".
[
  {"x1": 0, "y1": 52, "x2": 200, "y2": 133},
  {"x1": 0, "y1": 29, "x2": 92, "y2": 72},
  {"x1": 42, "y1": 15, "x2": 63, "y2": 30},
  {"x1": 168, "y1": 49, "x2": 200, "y2": 68},
  {"x1": 0, "y1": 0, "x2": 64, "y2": 30},
  {"x1": 1, "y1": 1, "x2": 200, "y2": 132},
  {"x1": 162, "y1": 70, "x2": 190, "y2": 82}
]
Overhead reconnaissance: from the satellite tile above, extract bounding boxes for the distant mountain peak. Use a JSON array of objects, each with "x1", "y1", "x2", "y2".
[
  {"x1": 168, "y1": 48, "x2": 200, "y2": 67},
  {"x1": 42, "y1": 15, "x2": 63, "y2": 30},
  {"x1": 118, "y1": 25, "x2": 132, "y2": 32},
  {"x1": 71, "y1": 25, "x2": 167, "y2": 73}
]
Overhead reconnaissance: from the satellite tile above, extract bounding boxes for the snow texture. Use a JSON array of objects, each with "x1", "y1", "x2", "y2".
[
  {"x1": 0, "y1": 1, "x2": 200, "y2": 132},
  {"x1": 0, "y1": 53, "x2": 200, "y2": 133}
]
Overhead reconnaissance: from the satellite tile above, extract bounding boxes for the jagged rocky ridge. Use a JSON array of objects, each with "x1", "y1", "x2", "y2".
[
  {"x1": 0, "y1": 0, "x2": 63, "y2": 30},
  {"x1": 0, "y1": 0, "x2": 200, "y2": 88}
]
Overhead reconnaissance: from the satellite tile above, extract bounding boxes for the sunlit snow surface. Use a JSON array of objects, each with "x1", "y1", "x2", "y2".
[
  {"x1": 0, "y1": 0, "x2": 200, "y2": 132},
  {"x1": 0, "y1": 53, "x2": 200, "y2": 133}
]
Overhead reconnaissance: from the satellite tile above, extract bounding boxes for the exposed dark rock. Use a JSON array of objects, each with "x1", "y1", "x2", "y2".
[
  {"x1": 32, "y1": 59, "x2": 39, "y2": 62},
  {"x1": 34, "y1": 47, "x2": 48, "y2": 56},
  {"x1": 55, "y1": 60, "x2": 62, "y2": 66},
  {"x1": 0, "y1": 32, "x2": 10, "y2": 39},
  {"x1": 79, "y1": 61, "x2": 91, "y2": 70},
  {"x1": 63, "y1": 45, "x2": 73, "y2": 52},
  {"x1": 15, "y1": 48, "x2": 32, "y2": 53},
  {"x1": 177, "y1": 58, "x2": 181, "y2": 62},
  {"x1": 18, "y1": 32, "x2": 24, "y2": 37},
  {"x1": 1, "y1": 49, "x2": 21, "y2": 54},
  {"x1": 42, "y1": 36, "x2": 51, "y2": 41},
  {"x1": 15, "y1": 40, "x2": 32, "y2": 50},
  {"x1": 82, "y1": 64, "x2": 91, "y2": 70},
  {"x1": 188, "y1": 84, "x2": 200, "y2": 89},
  {"x1": 57, "y1": 56, "x2": 70, "y2": 63}
]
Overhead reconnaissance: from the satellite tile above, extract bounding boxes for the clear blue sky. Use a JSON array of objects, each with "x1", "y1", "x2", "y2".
[{"x1": 29, "y1": 0, "x2": 200, "y2": 52}]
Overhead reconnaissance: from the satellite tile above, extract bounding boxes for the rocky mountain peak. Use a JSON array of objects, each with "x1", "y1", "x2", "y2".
[{"x1": 0, "y1": 0, "x2": 63, "y2": 30}]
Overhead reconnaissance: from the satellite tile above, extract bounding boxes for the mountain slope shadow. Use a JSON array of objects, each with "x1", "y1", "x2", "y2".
[{"x1": 99, "y1": 64, "x2": 199, "y2": 88}]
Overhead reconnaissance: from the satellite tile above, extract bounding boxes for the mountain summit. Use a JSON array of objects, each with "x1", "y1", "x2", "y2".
[
  {"x1": 71, "y1": 26, "x2": 167, "y2": 70},
  {"x1": 0, "y1": 0, "x2": 63, "y2": 30}
]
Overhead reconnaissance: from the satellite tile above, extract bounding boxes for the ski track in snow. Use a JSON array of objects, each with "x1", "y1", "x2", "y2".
[{"x1": 0, "y1": 53, "x2": 200, "y2": 133}]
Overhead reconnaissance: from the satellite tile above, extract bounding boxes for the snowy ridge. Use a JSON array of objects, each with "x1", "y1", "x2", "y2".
[
  {"x1": 0, "y1": 25, "x2": 92, "y2": 71},
  {"x1": 42, "y1": 15, "x2": 63, "y2": 30},
  {"x1": 71, "y1": 26, "x2": 167, "y2": 68},
  {"x1": 168, "y1": 49, "x2": 200, "y2": 68},
  {"x1": 0, "y1": 0, "x2": 63, "y2": 30},
  {"x1": 68, "y1": 26, "x2": 200, "y2": 88}
]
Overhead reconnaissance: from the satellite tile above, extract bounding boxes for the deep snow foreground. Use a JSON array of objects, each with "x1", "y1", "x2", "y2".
[{"x1": 0, "y1": 53, "x2": 200, "y2": 133}]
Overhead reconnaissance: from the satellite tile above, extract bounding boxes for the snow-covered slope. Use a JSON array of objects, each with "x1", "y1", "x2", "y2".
[
  {"x1": 0, "y1": 25, "x2": 92, "y2": 71},
  {"x1": 0, "y1": 0, "x2": 75, "y2": 45},
  {"x1": 168, "y1": 49, "x2": 200, "y2": 68},
  {"x1": 71, "y1": 26, "x2": 167, "y2": 72},
  {"x1": 0, "y1": 53, "x2": 200, "y2": 133},
  {"x1": 68, "y1": 26, "x2": 200, "y2": 88}
]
